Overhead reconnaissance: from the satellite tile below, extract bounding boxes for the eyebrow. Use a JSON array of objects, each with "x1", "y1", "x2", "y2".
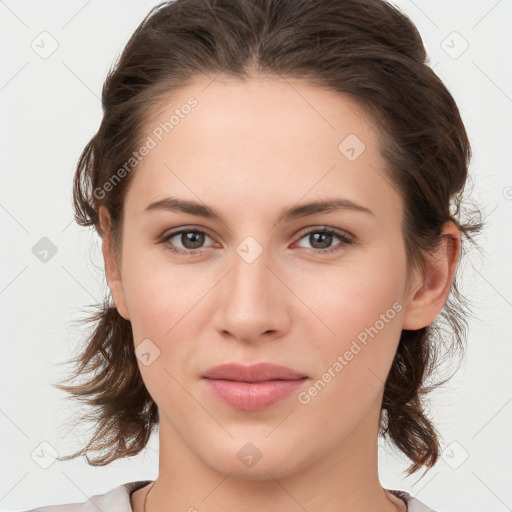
[{"x1": 144, "y1": 196, "x2": 375, "y2": 223}]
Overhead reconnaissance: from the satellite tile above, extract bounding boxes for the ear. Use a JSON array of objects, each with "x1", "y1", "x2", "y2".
[
  {"x1": 98, "y1": 206, "x2": 130, "y2": 321},
  {"x1": 402, "y1": 221, "x2": 461, "y2": 330}
]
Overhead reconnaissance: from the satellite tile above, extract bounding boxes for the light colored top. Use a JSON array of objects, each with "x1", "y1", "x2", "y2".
[{"x1": 22, "y1": 480, "x2": 437, "y2": 511}]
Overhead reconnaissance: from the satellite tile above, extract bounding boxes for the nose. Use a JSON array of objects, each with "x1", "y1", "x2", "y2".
[{"x1": 213, "y1": 242, "x2": 292, "y2": 344}]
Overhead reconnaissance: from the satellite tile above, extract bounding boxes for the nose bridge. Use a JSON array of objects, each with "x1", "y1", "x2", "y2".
[
  {"x1": 215, "y1": 235, "x2": 287, "y2": 340},
  {"x1": 230, "y1": 237, "x2": 274, "y2": 308}
]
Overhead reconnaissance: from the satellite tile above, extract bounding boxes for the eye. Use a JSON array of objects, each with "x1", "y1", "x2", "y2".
[
  {"x1": 161, "y1": 228, "x2": 216, "y2": 255},
  {"x1": 294, "y1": 226, "x2": 353, "y2": 254},
  {"x1": 159, "y1": 225, "x2": 353, "y2": 256}
]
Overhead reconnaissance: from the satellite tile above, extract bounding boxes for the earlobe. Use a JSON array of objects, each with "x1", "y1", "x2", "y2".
[
  {"x1": 98, "y1": 206, "x2": 130, "y2": 321},
  {"x1": 401, "y1": 222, "x2": 461, "y2": 330}
]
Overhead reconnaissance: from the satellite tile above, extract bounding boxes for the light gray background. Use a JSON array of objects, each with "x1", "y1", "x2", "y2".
[{"x1": 1, "y1": 1, "x2": 511, "y2": 511}]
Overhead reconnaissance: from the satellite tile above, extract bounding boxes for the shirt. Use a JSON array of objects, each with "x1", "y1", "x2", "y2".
[{"x1": 23, "y1": 480, "x2": 437, "y2": 511}]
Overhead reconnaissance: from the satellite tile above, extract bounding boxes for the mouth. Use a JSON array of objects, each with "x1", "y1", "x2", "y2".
[
  {"x1": 201, "y1": 362, "x2": 308, "y2": 382},
  {"x1": 201, "y1": 362, "x2": 309, "y2": 410}
]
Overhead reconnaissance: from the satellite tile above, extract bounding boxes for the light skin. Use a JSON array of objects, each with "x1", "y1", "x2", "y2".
[{"x1": 99, "y1": 75, "x2": 460, "y2": 512}]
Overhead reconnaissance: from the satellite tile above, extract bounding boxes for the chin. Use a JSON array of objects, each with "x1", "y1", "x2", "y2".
[
  {"x1": 201, "y1": 439, "x2": 315, "y2": 482},
  {"x1": 210, "y1": 460, "x2": 298, "y2": 482}
]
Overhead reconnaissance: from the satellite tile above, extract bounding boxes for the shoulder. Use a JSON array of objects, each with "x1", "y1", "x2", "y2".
[
  {"x1": 24, "y1": 483, "x2": 435, "y2": 512},
  {"x1": 21, "y1": 480, "x2": 152, "y2": 512},
  {"x1": 387, "y1": 488, "x2": 439, "y2": 512}
]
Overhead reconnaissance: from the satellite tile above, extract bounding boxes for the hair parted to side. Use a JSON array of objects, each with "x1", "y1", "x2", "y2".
[{"x1": 55, "y1": 0, "x2": 483, "y2": 475}]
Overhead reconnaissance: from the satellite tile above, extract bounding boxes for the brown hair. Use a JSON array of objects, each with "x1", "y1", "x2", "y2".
[{"x1": 56, "y1": 0, "x2": 483, "y2": 476}]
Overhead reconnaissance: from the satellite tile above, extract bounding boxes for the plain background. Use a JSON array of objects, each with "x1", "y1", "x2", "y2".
[{"x1": 1, "y1": 1, "x2": 511, "y2": 511}]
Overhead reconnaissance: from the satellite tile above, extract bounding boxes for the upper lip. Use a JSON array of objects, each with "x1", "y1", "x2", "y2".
[{"x1": 201, "y1": 363, "x2": 307, "y2": 382}]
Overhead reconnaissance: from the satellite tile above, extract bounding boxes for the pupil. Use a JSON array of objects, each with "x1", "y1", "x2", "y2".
[
  {"x1": 184, "y1": 232, "x2": 204, "y2": 249},
  {"x1": 312, "y1": 232, "x2": 332, "y2": 249}
]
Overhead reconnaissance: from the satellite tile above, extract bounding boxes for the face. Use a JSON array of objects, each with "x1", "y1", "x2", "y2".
[{"x1": 102, "y1": 75, "x2": 428, "y2": 480}]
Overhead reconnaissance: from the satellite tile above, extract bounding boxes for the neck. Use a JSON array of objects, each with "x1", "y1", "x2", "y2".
[{"x1": 140, "y1": 394, "x2": 403, "y2": 512}]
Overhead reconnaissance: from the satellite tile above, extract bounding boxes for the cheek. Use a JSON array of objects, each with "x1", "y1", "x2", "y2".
[
  {"x1": 120, "y1": 241, "x2": 204, "y2": 337},
  {"x1": 297, "y1": 246, "x2": 406, "y2": 403},
  {"x1": 308, "y1": 243, "x2": 406, "y2": 343},
  {"x1": 294, "y1": 287, "x2": 404, "y2": 445}
]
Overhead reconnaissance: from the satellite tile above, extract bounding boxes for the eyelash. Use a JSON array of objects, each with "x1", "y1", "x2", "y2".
[{"x1": 159, "y1": 226, "x2": 354, "y2": 256}]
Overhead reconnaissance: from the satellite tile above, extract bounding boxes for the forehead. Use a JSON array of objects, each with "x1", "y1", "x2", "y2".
[{"x1": 123, "y1": 75, "x2": 401, "y2": 225}]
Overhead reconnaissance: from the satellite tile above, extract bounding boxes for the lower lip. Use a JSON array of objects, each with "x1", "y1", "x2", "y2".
[{"x1": 203, "y1": 378, "x2": 308, "y2": 411}]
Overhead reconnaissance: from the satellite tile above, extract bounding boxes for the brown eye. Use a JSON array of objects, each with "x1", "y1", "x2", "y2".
[
  {"x1": 308, "y1": 231, "x2": 334, "y2": 249},
  {"x1": 162, "y1": 229, "x2": 213, "y2": 255},
  {"x1": 295, "y1": 227, "x2": 353, "y2": 254},
  {"x1": 178, "y1": 231, "x2": 205, "y2": 249}
]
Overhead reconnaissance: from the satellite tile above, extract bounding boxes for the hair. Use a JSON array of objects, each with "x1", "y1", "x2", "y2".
[{"x1": 55, "y1": 0, "x2": 483, "y2": 476}]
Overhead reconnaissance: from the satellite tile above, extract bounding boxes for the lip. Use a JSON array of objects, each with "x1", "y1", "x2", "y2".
[
  {"x1": 201, "y1": 363, "x2": 308, "y2": 411},
  {"x1": 201, "y1": 362, "x2": 307, "y2": 382}
]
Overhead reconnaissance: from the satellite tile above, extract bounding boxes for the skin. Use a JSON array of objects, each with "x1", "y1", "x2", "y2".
[{"x1": 99, "y1": 75, "x2": 460, "y2": 512}]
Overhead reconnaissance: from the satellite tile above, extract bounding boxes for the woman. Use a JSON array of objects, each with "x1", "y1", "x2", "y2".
[{"x1": 27, "y1": 0, "x2": 482, "y2": 510}]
